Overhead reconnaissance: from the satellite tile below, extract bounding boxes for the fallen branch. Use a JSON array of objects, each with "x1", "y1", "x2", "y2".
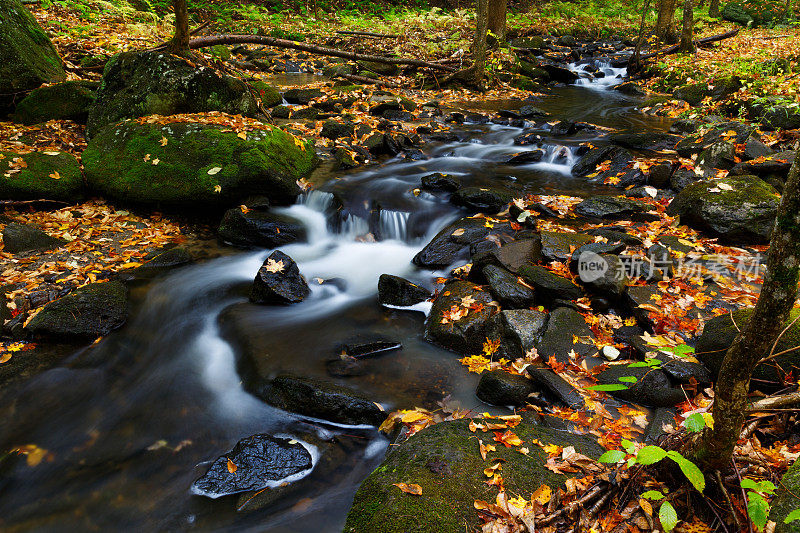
[
  {"x1": 335, "y1": 30, "x2": 400, "y2": 39},
  {"x1": 183, "y1": 34, "x2": 456, "y2": 72},
  {"x1": 616, "y1": 28, "x2": 740, "y2": 65},
  {"x1": 749, "y1": 390, "x2": 800, "y2": 411},
  {"x1": 0, "y1": 199, "x2": 70, "y2": 207},
  {"x1": 337, "y1": 73, "x2": 402, "y2": 88},
  {"x1": 538, "y1": 483, "x2": 606, "y2": 526}
]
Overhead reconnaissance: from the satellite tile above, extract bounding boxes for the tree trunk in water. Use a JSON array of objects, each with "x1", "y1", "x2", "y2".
[
  {"x1": 709, "y1": 0, "x2": 721, "y2": 17},
  {"x1": 487, "y1": 0, "x2": 507, "y2": 40},
  {"x1": 168, "y1": 0, "x2": 190, "y2": 54},
  {"x1": 696, "y1": 152, "x2": 800, "y2": 471},
  {"x1": 655, "y1": 0, "x2": 679, "y2": 43},
  {"x1": 679, "y1": 0, "x2": 695, "y2": 52},
  {"x1": 472, "y1": 0, "x2": 489, "y2": 84}
]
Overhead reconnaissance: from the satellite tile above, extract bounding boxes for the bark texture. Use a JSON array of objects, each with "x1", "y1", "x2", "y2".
[
  {"x1": 709, "y1": 0, "x2": 721, "y2": 17},
  {"x1": 679, "y1": 0, "x2": 695, "y2": 52},
  {"x1": 487, "y1": 0, "x2": 507, "y2": 40},
  {"x1": 697, "y1": 152, "x2": 800, "y2": 471},
  {"x1": 168, "y1": 0, "x2": 190, "y2": 54},
  {"x1": 655, "y1": 0, "x2": 679, "y2": 43}
]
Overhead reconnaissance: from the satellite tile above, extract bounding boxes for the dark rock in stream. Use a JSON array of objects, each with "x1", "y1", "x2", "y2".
[
  {"x1": 2, "y1": 223, "x2": 66, "y2": 254},
  {"x1": 527, "y1": 366, "x2": 585, "y2": 409},
  {"x1": 471, "y1": 237, "x2": 542, "y2": 277},
  {"x1": 425, "y1": 280, "x2": 494, "y2": 354},
  {"x1": 645, "y1": 408, "x2": 677, "y2": 443},
  {"x1": 539, "y1": 63, "x2": 580, "y2": 84},
  {"x1": 249, "y1": 251, "x2": 310, "y2": 304},
  {"x1": 413, "y1": 217, "x2": 509, "y2": 269},
  {"x1": 574, "y1": 195, "x2": 646, "y2": 220},
  {"x1": 518, "y1": 264, "x2": 583, "y2": 301},
  {"x1": 536, "y1": 307, "x2": 597, "y2": 363},
  {"x1": 539, "y1": 230, "x2": 594, "y2": 261},
  {"x1": 283, "y1": 88, "x2": 324, "y2": 104},
  {"x1": 420, "y1": 172, "x2": 461, "y2": 192},
  {"x1": 337, "y1": 334, "x2": 402, "y2": 358},
  {"x1": 191, "y1": 434, "x2": 313, "y2": 498},
  {"x1": 609, "y1": 132, "x2": 681, "y2": 152},
  {"x1": 572, "y1": 145, "x2": 632, "y2": 177},
  {"x1": 218, "y1": 208, "x2": 307, "y2": 249},
  {"x1": 476, "y1": 370, "x2": 537, "y2": 407},
  {"x1": 576, "y1": 253, "x2": 628, "y2": 299},
  {"x1": 378, "y1": 274, "x2": 430, "y2": 306},
  {"x1": 257, "y1": 374, "x2": 387, "y2": 425},
  {"x1": 505, "y1": 150, "x2": 544, "y2": 164},
  {"x1": 482, "y1": 264, "x2": 535, "y2": 308},
  {"x1": 485, "y1": 309, "x2": 548, "y2": 359},
  {"x1": 25, "y1": 281, "x2": 128, "y2": 341},
  {"x1": 595, "y1": 364, "x2": 687, "y2": 407},
  {"x1": 450, "y1": 187, "x2": 512, "y2": 214}
]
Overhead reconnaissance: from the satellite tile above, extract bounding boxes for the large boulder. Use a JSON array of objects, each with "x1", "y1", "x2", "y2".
[
  {"x1": 2, "y1": 223, "x2": 65, "y2": 254},
  {"x1": 697, "y1": 309, "x2": 800, "y2": 388},
  {"x1": 12, "y1": 81, "x2": 96, "y2": 124},
  {"x1": 673, "y1": 76, "x2": 741, "y2": 105},
  {"x1": 518, "y1": 264, "x2": 583, "y2": 301},
  {"x1": 344, "y1": 417, "x2": 604, "y2": 533},
  {"x1": 218, "y1": 207, "x2": 307, "y2": 248},
  {"x1": 0, "y1": 150, "x2": 83, "y2": 202},
  {"x1": 82, "y1": 118, "x2": 314, "y2": 209},
  {"x1": 0, "y1": 0, "x2": 66, "y2": 113},
  {"x1": 191, "y1": 434, "x2": 313, "y2": 498},
  {"x1": 25, "y1": 281, "x2": 128, "y2": 340},
  {"x1": 413, "y1": 217, "x2": 505, "y2": 269},
  {"x1": 86, "y1": 50, "x2": 259, "y2": 137},
  {"x1": 425, "y1": 280, "x2": 494, "y2": 354},
  {"x1": 536, "y1": 307, "x2": 597, "y2": 363},
  {"x1": 476, "y1": 370, "x2": 537, "y2": 407},
  {"x1": 665, "y1": 174, "x2": 779, "y2": 243}
]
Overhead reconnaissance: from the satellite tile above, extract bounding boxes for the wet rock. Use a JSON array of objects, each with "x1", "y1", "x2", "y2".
[
  {"x1": 450, "y1": 187, "x2": 512, "y2": 214},
  {"x1": 26, "y1": 281, "x2": 128, "y2": 341},
  {"x1": 191, "y1": 434, "x2": 312, "y2": 498},
  {"x1": 2, "y1": 223, "x2": 65, "y2": 254},
  {"x1": 577, "y1": 253, "x2": 628, "y2": 298},
  {"x1": 609, "y1": 132, "x2": 681, "y2": 152},
  {"x1": 645, "y1": 408, "x2": 676, "y2": 443},
  {"x1": 730, "y1": 150, "x2": 796, "y2": 178},
  {"x1": 413, "y1": 217, "x2": 498, "y2": 269},
  {"x1": 290, "y1": 106, "x2": 322, "y2": 120},
  {"x1": 669, "y1": 168, "x2": 702, "y2": 192},
  {"x1": 550, "y1": 120, "x2": 579, "y2": 136},
  {"x1": 669, "y1": 119, "x2": 699, "y2": 134},
  {"x1": 247, "y1": 80, "x2": 281, "y2": 108},
  {"x1": 613, "y1": 324, "x2": 650, "y2": 358},
  {"x1": 12, "y1": 81, "x2": 96, "y2": 125},
  {"x1": 482, "y1": 264, "x2": 535, "y2": 308},
  {"x1": 378, "y1": 274, "x2": 430, "y2": 306},
  {"x1": 218, "y1": 208, "x2": 307, "y2": 248},
  {"x1": 249, "y1": 251, "x2": 310, "y2": 304},
  {"x1": 485, "y1": 309, "x2": 547, "y2": 358},
  {"x1": 257, "y1": 374, "x2": 386, "y2": 425},
  {"x1": 625, "y1": 284, "x2": 660, "y2": 327},
  {"x1": 537, "y1": 307, "x2": 596, "y2": 363},
  {"x1": 0, "y1": 0, "x2": 66, "y2": 113},
  {"x1": 425, "y1": 280, "x2": 494, "y2": 354},
  {"x1": 471, "y1": 238, "x2": 542, "y2": 276},
  {"x1": 321, "y1": 119, "x2": 355, "y2": 140},
  {"x1": 0, "y1": 150, "x2": 83, "y2": 202},
  {"x1": 539, "y1": 63, "x2": 580, "y2": 83},
  {"x1": 513, "y1": 132, "x2": 542, "y2": 146},
  {"x1": 595, "y1": 364, "x2": 687, "y2": 407},
  {"x1": 344, "y1": 418, "x2": 603, "y2": 533},
  {"x1": 743, "y1": 138, "x2": 774, "y2": 160},
  {"x1": 420, "y1": 172, "x2": 461, "y2": 192},
  {"x1": 518, "y1": 264, "x2": 583, "y2": 301},
  {"x1": 573, "y1": 241, "x2": 626, "y2": 258},
  {"x1": 665, "y1": 174, "x2": 779, "y2": 243},
  {"x1": 518, "y1": 105, "x2": 548, "y2": 118},
  {"x1": 673, "y1": 76, "x2": 741, "y2": 106},
  {"x1": 697, "y1": 309, "x2": 800, "y2": 389},
  {"x1": 760, "y1": 104, "x2": 800, "y2": 131},
  {"x1": 574, "y1": 196, "x2": 646, "y2": 220},
  {"x1": 120, "y1": 246, "x2": 193, "y2": 280},
  {"x1": 697, "y1": 141, "x2": 736, "y2": 174},
  {"x1": 539, "y1": 231, "x2": 594, "y2": 261},
  {"x1": 572, "y1": 145, "x2": 632, "y2": 177},
  {"x1": 283, "y1": 88, "x2": 324, "y2": 104},
  {"x1": 370, "y1": 97, "x2": 416, "y2": 117},
  {"x1": 86, "y1": 50, "x2": 258, "y2": 137},
  {"x1": 675, "y1": 121, "x2": 754, "y2": 157},
  {"x1": 647, "y1": 162, "x2": 673, "y2": 188},
  {"x1": 613, "y1": 82, "x2": 647, "y2": 96},
  {"x1": 527, "y1": 366, "x2": 585, "y2": 408},
  {"x1": 333, "y1": 147, "x2": 358, "y2": 169},
  {"x1": 505, "y1": 149, "x2": 544, "y2": 164},
  {"x1": 476, "y1": 370, "x2": 537, "y2": 407},
  {"x1": 659, "y1": 358, "x2": 712, "y2": 386},
  {"x1": 585, "y1": 227, "x2": 643, "y2": 246},
  {"x1": 337, "y1": 334, "x2": 402, "y2": 358}
]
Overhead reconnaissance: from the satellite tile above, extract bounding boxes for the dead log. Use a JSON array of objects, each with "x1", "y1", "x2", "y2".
[
  {"x1": 184, "y1": 34, "x2": 455, "y2": 72},
  {"x1": 338, "y1": 73, "x2": 402, "y2": 88},
  {"x1": 335, "y1": 30, "x2": 400, "y2": 38},
  {"x1": 625, "y1": 28, "x2": 739, "y2": 64}
]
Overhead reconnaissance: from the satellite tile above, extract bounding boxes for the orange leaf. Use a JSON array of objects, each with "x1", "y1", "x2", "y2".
[
  {"x1": 227, "y1": 458, "x2": 237, "y2": 473},
  {"x1": 393, "y1": 482, "x2": 422, "y2": 495}
]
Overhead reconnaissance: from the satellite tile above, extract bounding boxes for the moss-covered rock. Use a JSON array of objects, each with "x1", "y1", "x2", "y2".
[
  {"x1": 344, "y1": 417, "x2": 604, "y2": 533},
  {"x1": 0, "y1": 150, "x2": 83, "y2": 202},
  {"x1": 425, "y1": 280, "x2": 494, "y2": 354},
  {"x1": 0, "y1": 0, "x2": 66, "y2": 113},
  {"x1": 722, "y1": 0, "x2": 789, "y2": 26},
  {"x1": 673, "y1": 76, "x2": 742, "y2": 106},
  {"x1": 770, "y1": 459, "x2": 800, "y2": 531},
  {"x1": 86, "y1": 50, "x2": 259, "y2": 137},
  {"x1": 25, "y1": 281, "x2": 128, "y2": 341},
  {"x1": 12, "y1": 81, "x2": 97, "y2": 124},
  {"x1": 81, "y1": 118, "x2": 316, "y2": 210},
  {"x1": 665, "y1": 174, "x2": 779, "y2": 243},
  {"x1": 697, "y1": 309, "x2": 800, "y2": 388},
  {"x1": 248, "y1": 80, "x2": 282, "y2": 108}
]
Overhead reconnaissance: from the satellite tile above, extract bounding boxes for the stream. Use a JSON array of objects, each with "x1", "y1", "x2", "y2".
[{"x1": 0, "y1": 63, "x2": 672, "y2": 532}]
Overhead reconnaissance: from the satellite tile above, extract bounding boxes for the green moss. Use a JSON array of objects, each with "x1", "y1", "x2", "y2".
[
  {"x1": 12, "y1": 81, "x2": 97, "y2": 124},
  {"x1": 248, "y1": 80, "x2": 282, "y2": 108},
  {"x1": 771, "y1": 460, "x2": 800, "y2": 532},
  {"x1": 332, "y1": 85, "x2": 365, "y2": 93},
  {"x1": 82, "y1": 119, "x2": 316, "y2": 210},
  {"x1": 345, "y1": 418, "x2": 604, "y2": 533},
  {"x1": 0, "y1": 150, "x2": 83, "y2": 201}
]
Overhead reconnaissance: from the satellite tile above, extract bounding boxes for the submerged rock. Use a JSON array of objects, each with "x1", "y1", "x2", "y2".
[
  {"x1": 0, "y1": 150, "x2": 83, "y2": 202},
  {"x1": 250, "y1": 251, "x2": 310, "y2": 304},
  {"x1": 25, "y1": 281, "x2": 128, "y2": 340},
  {"x1": 344, "y1": 417, "x2": 603, "y2": 533},
  {"x1": 191, "y1": 434, "x2": 313, "y2": 498},
  {"x1": 665, "y1": 174, "x2": 779, "y2": 243},
  {"x1": 425, "y1": 280, "x2": 494, "y2": 354},
  {"x1": 256, "y1": 374, "x2": 386, "y2": 426},
  {"x1": 218, "y1": 208, "x2": 307, "y2": 249},
  {"x1": 377, "y1": 274, "x2": 430, "y2": 306}
]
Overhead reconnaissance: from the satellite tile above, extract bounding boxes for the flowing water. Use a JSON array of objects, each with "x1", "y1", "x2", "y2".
[{"x1": 0, "y1": 64, "x2": 672, "y2": 532}]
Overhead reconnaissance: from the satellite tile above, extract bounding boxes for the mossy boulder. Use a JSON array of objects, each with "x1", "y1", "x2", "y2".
[
  {"x1": 248, "y1": 80, "x2": 282, "y2": 108},
  {"x1": 697, "y1": 309, "x2": 800, "y2": 388},
  {"x1": 770, "y1": 459, "x2": 800, "y2": 531},
  {"x1": 86, "y1": 50, "x2": 259, "y2": 137},
  {"x1": 25, "y1": 281, "x2": 128, "y2": 341},
  {"x1": 81, "y1": 118, "x2": 315, "y2": 210},
  {"x1": 665, "y1": 174, "x2": 779, "y2": 243},
  {"x1": 0, "y1": 150, "x2": 83, "y2": 202},
  {"x1": 0, "y1": 0, "x2": 66, "y2": 113},
  {"x1": 673, "y1": 76, "x2": 741, "y2": 106},
  {"x1": 12, "y1": 81, "x2": 97, "y2": 124},
  {"x1": 344, "y1": 417, "x2": 604, "y2": 533},
  {"x1": 722, "y1": 0, "x2": 789, "y2": 26}
]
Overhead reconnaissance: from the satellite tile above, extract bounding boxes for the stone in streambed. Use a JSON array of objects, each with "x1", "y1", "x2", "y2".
[
  {"x1": 505, "y1": 150, "x2": 544, "y2": 164},
  {"x1": 485, "y1": 309, "x2": 548, "y2": 359},
  {"x1": 2, "y1": 223, "x2": 66, "y2": 254},
  {"x1": 572, "y1": 145, "x2": 632, "y2": 177},
  {"x1": 413, "y1": 217, "x2": 507, "y2": 269},
  {"x1": 527, "y1": 366, "x2": 585, "y2": 409},
  {"x1": 424, "y1": 280, "x2": 494, "y2": 354},
  {"x1": 594, "y1": 364, "x2": 687, "y2": 407},
  {"x1": 282, "y1": 88, "x2": 324, "y2": 105},
  {"x1": 574, "y1": 195, "x2": 646, "y2": 220},
  {"x1": 536, "y1": 307, "x2": 597, "y2": 363},
  {"x1": 218, "y1": 207, "x2": 307, "y2": 249},
  {"x1": 471, "y1": 238, "x2": 542, "y2": 277},
  {"x1": 378, "y1": 274, "x2": 430, "y2": 307},
  {"x1": 518, "y1": 264, "x2": 583, "y2": 301},
  {"x1": 191, "y1": 434, "x2": 312, "y2": 498},
  {"x1": 476, "y1": 370, "x2": 537, "y2": 407},
  {"x1": 0, "y1": 150, "x2": 83, "y2": 202},
  {"x1": 420, "y1": 172, "x2": 461, "y2": 192},
  {"x1": 250, "y1": 251, "x2": 310, "y2": 304},
  {"x1": 450, "y1": 187, "x2": 512, "y2": 214},
  {"x1": 539, "y1": 231, "x2": 594, "y2": 261},
  {"x1": 482, "y1": 264, "x2": 535, "y2": 308}
]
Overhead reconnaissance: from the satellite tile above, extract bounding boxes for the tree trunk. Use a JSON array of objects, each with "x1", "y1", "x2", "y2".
[
  {"x1": 168, "y1": 0, "x2": 190, "y2": 54},
  {"x1": 709, "y1": 0, "x2": 721, "y2": 17},
  {"x1": 472, "y1": 0, "x2": 489, "y2": 84},
  {"x1": 487, "y1": 0, "x2": 507, "y2": 40},
  {"x1": 655, "y1": 0, "x2": 679, "y2": 43},
  {"x1": 631, "y1": 0, "x2": 654, "y2": 74},
  {"x1": 679, "y1": 0, "x2": 695, "y2": 52},
  {"x1": 696, "y1": 151, "x2": 800, "y2": 472}
]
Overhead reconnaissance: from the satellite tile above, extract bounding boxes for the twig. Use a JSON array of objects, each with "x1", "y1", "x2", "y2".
[
  {"x1": 748, "y1": 390, "x2": 800, "y2": 411},
  {"x1": 335, "y1": 30, "x2": 400, "y2": 38},
  {"x1": 1, "y1": 199, "x2": 71, "y2": 207},
  {"x1": 733, "y1": 458, "x2": 755, "y2": 533},
  {"x1": 538, "y1": 483, "x2": 605, "y2": 526},
  {"x1": 716, "y1": 470, "x2": 743, "y2": 531},
  {"x1": 337, "y1": 73, "x2": 402, "y2": 88},
  {"x1": 703, "y1": 489, "x2": 731, "y2": 533},
  {"x1": 762, "y1": 310, "x2": 800, "y2": 363}
]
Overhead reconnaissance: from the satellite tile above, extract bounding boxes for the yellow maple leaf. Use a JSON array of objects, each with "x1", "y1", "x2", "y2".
[{"x1": 263, "y1": 258, "x2": 285, "y2": 273}]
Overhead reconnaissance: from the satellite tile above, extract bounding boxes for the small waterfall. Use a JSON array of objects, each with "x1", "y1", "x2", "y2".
[
  {"x1": 377, "y1": 210, "x2": 411, "y2": 242},
  {"x1": 301, "y1": 189, "x2": 335, "y2": 211},
  {"x1": 569, "y1": 60, "x2": 627, "y2": 89}
]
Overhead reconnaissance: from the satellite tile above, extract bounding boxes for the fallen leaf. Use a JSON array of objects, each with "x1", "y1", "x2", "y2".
[
  {"x1": 208, "y1": 167, "x2": 222, "y2": 175},
  {"x1": 227, "y1": 458, "x2": 237, "y2": 473},
  {"x1": 393, "y1": 482, "x2": 422, "y2": 495}
]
